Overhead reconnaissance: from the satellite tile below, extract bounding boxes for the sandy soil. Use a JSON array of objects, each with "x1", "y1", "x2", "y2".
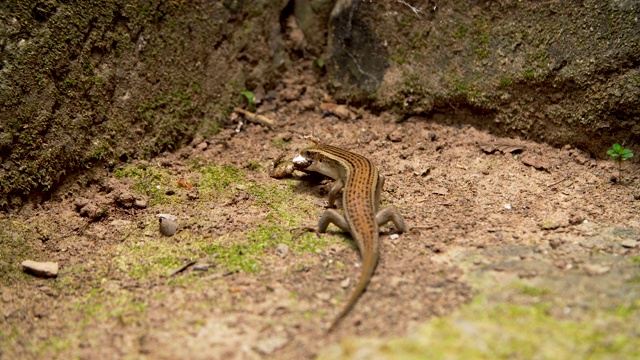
[{"x1": 1, "y1": 66, "x2": 639, "y2": 359}]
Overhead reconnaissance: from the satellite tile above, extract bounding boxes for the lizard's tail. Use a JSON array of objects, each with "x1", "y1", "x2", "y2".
[{"x1": 326, "y1": 249, "x2": 379, "y2": 333}]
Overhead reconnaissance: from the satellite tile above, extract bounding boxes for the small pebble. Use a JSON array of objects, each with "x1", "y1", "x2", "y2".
[
  {"x1": 192, "y1": 261, "x2": 210, "y2": 271},
  {"x1": 412, "y1": 167, "x2": 431, "y2": 177},
  {"x1": 79, "y1": 202, "x2": 104, "y2": 221},
  {"x1": 621, "y1": 239, "x2": 638, "y2": 249},
  {"x1": 275, "y1": 243, "x2": 289, "y2": 259},
  {"x1": 253, "y1": 336, "x2": 288, "y2": 355},
  {"x1": 390, "y1": 234, "x2": 400, "y2": 240},
  {"x1": 157, "y1": 214, "x2": 178, "y2": 236},
  {"x1": 333, "y1": 105, "x2": 352, "y2": 119},
  {"x1": 195, "y1": 141, "x2": 208, "y2": 151},
  {"x1": 187, "y1": 189, "x2": 200, "y2": 200},
  {"x1": 114, "y1": 189, "x2": 136, "y2": 208},
  {"x1": 568, "y1": 214, "x2": 585, "y2": 225},
  {"x1": 387, "y1": 128, "x2": 404, "y2": 142},
  {"x1": 540, "y1": 221, "x2": 561, "y2": 230},
  {"x1": 21, "y1": 260, "x2": 58, "y2": 278},
  {"x1": 133, "y1": 198, "x2": 147, "y2": 209},
  {"x1": 584, "y1": 264, "x2": 611, "y2": 276},
  {"x1": 340, "y1": 278, "x2": 351, "y2": 288},
  {"x1": 432, "y1": 187, "x2": 449, "y2": 195},
  {"x1": 300, "y1": 98, "x2": 315, "y2": 110},
  {"x1": 190, "y1": 134, "x2": 204, "y2": 147}
]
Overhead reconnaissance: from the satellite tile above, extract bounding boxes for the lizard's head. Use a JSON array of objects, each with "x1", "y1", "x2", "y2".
[{"x1": 293, "y1": 146, "x2": 342, "y2": 180}]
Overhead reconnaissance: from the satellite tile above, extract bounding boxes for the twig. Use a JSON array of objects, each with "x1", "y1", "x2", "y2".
[
  {"x1": 397, "y1": 0, "x2": 422, "y2": 18},
  {"x1": 167, "y1": 260, "x2": 197, "y2": 277},
  {"x1": 546, "y1": 177, "x2": 569, "y2": 187},
  {"x1": 234, "y1": 107, "x2": 275, "y2": 128},
  {"x1": 202, "y1": 270, "x2": 235, "y2": 281},
  {"x1": 234, "y1": 120, "x2": 244, "y2": 133},
  {"x1": 410, "y1": 225, "x2": 438, "y2": 231}
]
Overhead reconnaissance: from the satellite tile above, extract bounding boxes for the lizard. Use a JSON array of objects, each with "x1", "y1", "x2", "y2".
[{"x1": 270, "y1": 141, "x2": 407, "y2": 332}]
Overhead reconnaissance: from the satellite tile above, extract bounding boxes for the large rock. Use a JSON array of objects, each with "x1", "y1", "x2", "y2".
[
  {"x1": 324, "y1": 0, "x2": 639, "y2": 155},
  {"x1": 0, "y1": 1, "x2": 284, "y2": 208},
  {"x1": 1, "y1": 0, "x2": 637, "y2": 208}
]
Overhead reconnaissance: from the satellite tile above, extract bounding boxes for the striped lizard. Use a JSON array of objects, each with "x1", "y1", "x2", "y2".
[{"x1": 270, "y1": 142, "x2": 407, "y2": 331}]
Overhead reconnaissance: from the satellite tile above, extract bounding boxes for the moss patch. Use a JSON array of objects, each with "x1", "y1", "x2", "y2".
[
  {"x1": 0, "y1": 220, "x2": 36, "y2": 285},
  {"x1": 319, "y1": 297, "x2": 640, "y2": 359}
]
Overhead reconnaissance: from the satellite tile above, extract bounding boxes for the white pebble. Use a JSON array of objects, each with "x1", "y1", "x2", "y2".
[{"x1": 21, "y1": 260, "x2": 58, "y2": 278}]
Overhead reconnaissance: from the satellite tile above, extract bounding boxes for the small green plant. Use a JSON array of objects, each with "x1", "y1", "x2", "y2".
[
  {"x1": 607, "y1": 143, "x2": 634, "y2": 181},
  {"x1": 240, "y1": 90, "x2": 256, "y2": 109}
]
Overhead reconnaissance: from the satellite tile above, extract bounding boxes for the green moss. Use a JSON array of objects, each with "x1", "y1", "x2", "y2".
[
  {"x1": 626, "y1": 274, "x2": 640, "y2": 284},
  {"x1": 0, "y1": 220, "x2": 35, "y2": 285},
  {"x1": 135, "y1": 83, "x2": 203, "y2": 153},
  {"x1": 61, "y1": 79, "x2": 77, "y2": 90},
  {"x1": 111, "y1": 160, "x2": 337, "y2": 275},
  {"x1": 612, "y1": 300, "x2": 640, "y2": 318},
  {"x1": 319, "y1": 298, "x2": 640, "y2": 359},
  {"x1": 32, "y1": 336, "x2": 72, "y2": 357},
  {"x1": 245, "y1": 161, "x2": 262, "y2": 171},
  {"x1": 519, "y1": 284, "x2": 551, "y2": 296},
  {"x1": 200, "y1": 221, "x2": 330, "y2": 274},
  {"x1": 497, "y1": 76, "x2": 513, "y2": 89},
  {"x1": 270, "y1": 137, "x2": 291, "y2": 149},
  {"x1": 202, "y1": 242, "x2": 261, "y2": 273},
  {"x1": 198, "y1": 163, "x2": 245, "y2": 196},
  {"x1": 453, "y1": 77, "x2": 471, "y2": 94},
  {"x1": 523, "y1": 68, "x2": 535, "y2": 80},
  {"x1": 390, "y1": 51, "x2": 409, "y2": 65},
  {"x1": 78, "y1": 286, "x2": 148, "y2": 324},
  {"x1": 85, "y1": 141, "x2": 112, "y2": 162},
  {"x1": 453, "y1": 25, "x2": 468, "y2": 39},
  {"x1": 114, "y1": 163, "x2": 172, "y2": 205},
  {"x1": 474, "y1": 48, "x2": 490, "y2": 61}
]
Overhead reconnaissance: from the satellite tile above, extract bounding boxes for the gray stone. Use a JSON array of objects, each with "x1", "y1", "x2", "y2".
[
  {"x1": 157, "y1": 214, "x2": 178, "y2": 236},
  {"x1": 21, "y1": 260, "x2": 58, "y2": 278}
]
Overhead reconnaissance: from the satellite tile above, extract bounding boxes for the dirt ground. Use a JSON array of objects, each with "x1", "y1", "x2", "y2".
[{"x1": 2, "y1": 65, "x2": 640, "y2": 359}]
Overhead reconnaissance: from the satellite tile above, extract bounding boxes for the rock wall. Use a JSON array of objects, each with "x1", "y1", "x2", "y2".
[
  {"x1": 327, "y1": 0, "x2": 640, "y2": 154},
  {"x1": 1, "y1": 0, "x2": 638, "y2": 207},
  {"x1": 0, "y1": 0, "x2": 285, "y2": 207}
]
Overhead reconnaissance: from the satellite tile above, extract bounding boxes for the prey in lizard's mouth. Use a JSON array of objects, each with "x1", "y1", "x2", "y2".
[{"x1": 292, "y1": 154, "x2": 312, "y2": 168}]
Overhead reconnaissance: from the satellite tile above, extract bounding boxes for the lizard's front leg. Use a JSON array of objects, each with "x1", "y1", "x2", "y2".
[{"x1": 326, "y1": 179, "x2": 345, "y2": 208}]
